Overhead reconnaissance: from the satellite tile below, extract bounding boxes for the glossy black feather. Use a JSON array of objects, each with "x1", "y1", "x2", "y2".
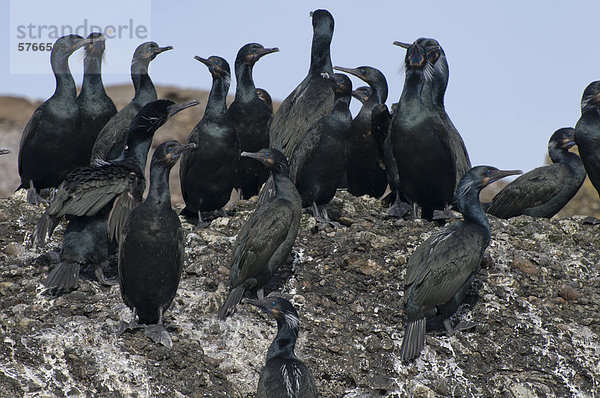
[{"x1": 574, "y1": 81, "x2": 600, "y2": 197}]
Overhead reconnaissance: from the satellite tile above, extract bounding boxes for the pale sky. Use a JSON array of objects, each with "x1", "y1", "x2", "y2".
[{"x1": 2, "y1": 1, "x2": 599, "y2": 175}]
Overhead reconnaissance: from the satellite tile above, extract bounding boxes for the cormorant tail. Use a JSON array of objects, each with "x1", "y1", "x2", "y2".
[
  {"x1": 400, "y1": 317, "x2": 426, "y2": 361},
  {"x1": 45, "y1": 262, "x2": 80, "y2": 293},
  {"x1": 34, "y1": 212, "x2": 59, "y2": 247},
  {"x1": 218, "y1": 286, "x2": 245, "y2": 320}
]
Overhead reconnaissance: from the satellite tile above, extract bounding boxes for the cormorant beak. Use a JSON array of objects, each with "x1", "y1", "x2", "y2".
[
  {"x1": 154, "y1": 45, "x2": 173, "y2": 55},
  {"x1": 257, "y1": 47, "x2": 279, "y2": 58},
  {"x1": 170, "y1": 143, "x2": 196, "y2": 160},
  {"x1": 244, "y1": 298, "x2": 279, "y2": 318},
  {"x1": 194, "y1": 55, "x2": 209, "y2": 66},
  {"x1": 74, "y1": 37, "x2": 94, "y2": 51},
  {"x1": 241, "y1": 151, "x2": 275, "y2": 167},
  {"x1": 560, "y1": 138, "x2": 576, "y2": 149},
  {"x1": 487, "y1": 169, "x2": 522, "y2": 184},
  {"x1": 167, "y1": 100, "x2": 200, "y2": 119},
  {"x1": 310, "y1": 10, "x2": 314, "y2": 17},
  {"x1": 393, "y1": 41, "x2": 411, "y2": 49},
  {"x1": 334, "y1": 66, "x2": 362, "y2": 79}
]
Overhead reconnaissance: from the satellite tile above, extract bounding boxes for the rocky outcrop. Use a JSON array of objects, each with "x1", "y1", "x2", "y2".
[{"x1": 0, "y1": 191, "x2": 599, "y2": 397}]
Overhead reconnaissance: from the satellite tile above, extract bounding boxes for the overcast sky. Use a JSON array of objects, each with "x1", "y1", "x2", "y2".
[{"x1": 2, "y1": 1, "x2": 600, "y2": 175}]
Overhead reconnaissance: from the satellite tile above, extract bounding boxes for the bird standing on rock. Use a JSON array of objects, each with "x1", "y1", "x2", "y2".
[
  {"x1": 575, "y1": 81, "x2": 600, "y2": 198},
  {"x1": 218, "y1": 149, "x2": 301, "y2": 319},
  {"x1": 400, "y1": 166, "x2": 521, "y2": 361}
]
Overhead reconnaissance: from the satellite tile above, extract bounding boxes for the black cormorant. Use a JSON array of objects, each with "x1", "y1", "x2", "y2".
[
  {"x1": 218, "y1": 149, "x2": 301, "y2": 319},
  {"x1": 117, "y1": 140, "x2": 195, "y2": 348},
  {"x1": 351, "y1": 86, "x2": 372, "y2": 104},
  {"x1": 400, "y1": 166, "x2": 521, "y2": 361},
  {"x1": 390, "y1": 38, "x2": 471, "y2": 220},
  {"x1": 486, "y1": 128, "x2": 585, "y2": 218},
  {"x1": 245, "y1": 297, "x2": 318, "y2": 398},
  {"x1": 179, "y1": 56, "x2": 240, "y2": 227},
  {"x1": 574, "y1": 81, "x2": 600, "y2": 197},
  {"x1": 18, "y1": 34, "x2": 93, "y2": 204},
  {"x1": 256, "y1": 88, "x2": 273, "y2": 110},
  {"x1": 228, "y1": 43, "x2": 279, "y2": 199},
  {"x1": 90, "y1": 42, "x2": 172, "y2": 162}
]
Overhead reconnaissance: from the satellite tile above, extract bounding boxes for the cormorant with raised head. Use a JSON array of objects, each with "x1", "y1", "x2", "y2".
[
  {"x1": 245, "y1": 297, "x2": 318, "y2": 398},
  {"x1": 289, "y1": 73, "x2": 352, "y2": 225},
  {"x1": 486, "y1": 128, "x2": 585, "y2": 218},
  {"x1": 390, "y1": 38, "x2": 471, "y2": 220},
  {"x1": 334, "y1": 65, "x2": 388, "y2": 199},
  {"x1": 90, "y1": 42, "x2": 172, "y2": 162},
  {"x1": 35, "y1": 99, "x2": 198, "y2": 293},
  {"x1": 218, "y1": 149, "x2": 301, "y2": 319},
  {"x1": 179, "y1": 56, "x2": 240, "y2": 227},
  {"x1": 400, "y1": 166, "x2": 521, "y2": 361},
  {"x1": 574, "y1": 81, "x2": 600, "y2": 197},
  {"x1": 18, "y1": 34, "x2": 93, "y2": 204},
  {"x1": 117, "y1": 140, "x2": 195, "y2": 348},
  {"x1": 228, "y1": 43, "x2": 279, "y2": 199}
]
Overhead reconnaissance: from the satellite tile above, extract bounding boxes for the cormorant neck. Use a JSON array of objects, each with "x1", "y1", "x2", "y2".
[
  {"x1": 51, "y1": 53, "x2": 76, "y2": 99},
  {"x1": 123, "y1": 132, "x2": 153, "y2": 170},
  {"x1": 309, "y1": 33, "x2": 333, "y2": 77},
  {"x1": 80, "y1": 54, "x2": 106, "y2": 97},
  {"x1": 370, "y1": 80, "x2": 388, "y2": 105},
  {"x1": 266, "y1": 318, "x2": 299, "y2": 361},
  {"x1": 131, "y1": 61, "x2": 157, "y2": 104},
  {"x1": 550, "y1": 146, "x2": 586, "y2": 179},
  {"x1": 457, "y1": 187, "x2": 490, "y2": 232},
  {"x1": 205, "y1": 77, "x2": 229, "y2": 117},
  {"x1": 234, "y1": 62, "x2": 257, "y2": 101},
  {"x1": 334, "y1": 94, "x2": 351, "y2": 109},
  {"x1": 146, "y1": 164, "x2": 172, "y2": 208}
]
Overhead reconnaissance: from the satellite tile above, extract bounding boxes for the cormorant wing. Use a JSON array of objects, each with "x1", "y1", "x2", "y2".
[
  {"x1": 288, "y1": 121, "x2": 323, "y2": 184},
  {"x1": 371, "y1": 103, "x2": 391, "y2": 152},
  {"x1": 436, "y1": 111, "x2": 471, "y2": 190},
  {"x1": 17, "y1": 106, "x2": 43, "y2": 176},
  {"x1": 178, "y1": 130, "x2": 200, "y2": 203}
]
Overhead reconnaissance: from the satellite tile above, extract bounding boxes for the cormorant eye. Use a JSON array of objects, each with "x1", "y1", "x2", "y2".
[
  {"x1": 486, "y1": 170, "x2": 491, "y2": 176},
  {"x1": 271, "y1": 301, "x2": 276, "y2": 307},
  {"x1": 215, "y1": 60, "x2": 219, "y2": 65},
  {"x1": 251, "y1": 48, "x2": 257, "y2": 53},
  {"x1": 265, "y1": 152, "x2": 270, "y2": 157}
]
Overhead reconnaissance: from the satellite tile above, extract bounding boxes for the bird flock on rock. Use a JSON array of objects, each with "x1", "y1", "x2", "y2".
[{"x1": 10, "y1": 8, "x2": 600, "y2": 396}]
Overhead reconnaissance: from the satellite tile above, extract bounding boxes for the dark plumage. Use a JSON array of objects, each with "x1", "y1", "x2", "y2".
[
  {"x1": 487, "y1": 128, "x2": 585, "y2": 218},
  {"x1": 18, "y1": 34, "x2": 93, "y2": 204},
  {"x1": 390, "y1": 38, "x2": 471, "y2": 220},
  {"x1": 90, "y1": 42, "x2": 172, "y2": 162},
  {"x1": 218, "y1": 149, "x2": 302, "y2": 319},
  {"x1": 118, "y1": 140, "x2": 195, "y2": 348},
  {"x1": 35, "y1": 100, "x2": 198, "y2": 293},
  {"x1": 289, "y1": 73, "x2": 352, "y2": 222},
  {"x1": 256, "y1": 88, "x2": 273, "y2": 110},
  {"x1": 334, "y1": 65, "x2": 388, "y2": 198},
  {"x1": 76, "y1": 32, "x2": 117, "y2": 163},
  {"x1": 351, "y1": 86, "x2": 372, "y2": 104},
  {"x1": 179, "y1": 56, "x2": 240, "y2": 226},
  {"x1": 245, "y1": 297, "x2": 318, "y2": 398},
  {"x1": 228, "y1": 43, "x2": 279, "y2": 199},
  {"x1": 400, "y1": 166, "x2": 521, "y2": 361},
  {"x1": 574, "y1": 81, "x2": 600, "y2": 197}
]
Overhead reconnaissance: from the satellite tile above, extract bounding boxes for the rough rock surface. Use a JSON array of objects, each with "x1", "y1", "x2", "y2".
[{"x1": 1, "y1": 190, "x2": 599, "y2": 397}]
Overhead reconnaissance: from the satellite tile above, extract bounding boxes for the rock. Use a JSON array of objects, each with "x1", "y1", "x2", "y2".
[
  {"x1": 558, "y1": 284, "x2": 579, "y2": 301},
  {"x1": 4, "y1": 242, "x2": 23, "y2": 257},
  {"x1": 512, "y1": 255, "x2": 539, "y2": 275}
]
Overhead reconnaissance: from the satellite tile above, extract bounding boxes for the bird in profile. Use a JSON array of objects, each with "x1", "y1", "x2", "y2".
[
  {"x1": 351, "y1": 86, "x2": 372, "y2": 104},
  {"x1": 245, "y1": 297, "x2": 318, "y2": 398},
  {"x1": 218, "y1": 149, "x2": 301, "y2": 319},
  {"x1": 334, "y1": 65, "x2": 388, "y2": 199},
  {"x1": 35, "y1": 99, "x2": 198, "y2": 293},
  {"x1": 289, "y1": 73, "x2": 353, "y2": 225},
  {"x1": 390, "y1": 38, "x2": 471, "y2": 220},
  {"x1": 90, "y1": 41, "x2": 172, "y2": 162},
  {"x1": 228, "y1": 43, "x2": 279, "y2": 199},
  {"x1": 574, "y1": 81, "x2": 600, "y2": 197},
  {"x1": 486, "y1": 128, "x2": 586, "y2": 219},
  {"x1": 179, "y1": 56, "x2": 240, "y2": 227},
  {"x1": 18, "y1": 34, "x2": 93, "y2": 204},
  {"x1": 117, "y1": 140, "x2": 195, "y2": 349},
  {"x1": 400, "y1": 166, "x2": 521, "y2": 361}
]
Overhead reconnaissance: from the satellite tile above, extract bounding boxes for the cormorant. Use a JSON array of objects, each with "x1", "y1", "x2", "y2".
[
  {"x1": 400, "y1": 166, "x2": 521, "y2": 361},
  {"x1": 218, "y1": 149, "x2": 301, "y2": 319},
  {"x1": 76, "y1": 32, "x2": 117, "y2": 163},
  {"x1": 574, "y1": 81, "x2": 600, "y2": 197},
  {"x1": 90, "y1": 42, "x2": 172, "y2": 162},
  {"x1": 35, "y1": 100, "x2": 198, "y2": 293},
  {"x1": 256, "y1": 88, "x2": 273, "y2": 110},
  {"x1": 486, "y1": 128, "x2": 585, "y2": 219},
  {"x1": 228, "y1": 43, "x2": 279, "y2": 199},
  {"x1": 262, "y1": 9, "x2": 335, "y2": 203},
  {"x1": 179, "y1": 56, "x2": 240, "y2": 227},
  {"x1": 334, "y1": 65, "x2": 388, "y2": 198},
  {"x1": 245, "y1": 297, "x2": 318, "y2": 398},
  {"x1": 18, "y1": 34, "x2": 93, "y2": 204},
  {"x1": 351, "y1": 86, "x2": 372, "y2": 104},
  {"x1": 289, "y1": 73, "x2": 352, "y2": 224},
  {"x1": 390, "y1": 38, "x2": 471, "y2": 220},
  {"x1": 117, "y1": 140, "x2": 195, "y2": 348}
]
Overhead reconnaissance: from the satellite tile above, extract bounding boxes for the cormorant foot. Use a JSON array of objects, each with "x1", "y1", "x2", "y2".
[
  {"x1": 26, "y1": 187, "x2": 46, "y2": 206},
  {"x1": 443, "y1": 318, "x2": 477, "y2": 336},
  {"x1": 386, "y1": 201, "x2": 412, "y2": 218},
  {"x1": 117, "y1": 320, "x2": 144, "y2": 336},
  {"x1": 582, "y1": 216, "x2": 600, "y2": 226},
  {"x1": 144, "y1": 324, "x2": 173, "y2": 349},
  {"x1": 94, "y1": 264, "x2": 118, "y2": 286}
]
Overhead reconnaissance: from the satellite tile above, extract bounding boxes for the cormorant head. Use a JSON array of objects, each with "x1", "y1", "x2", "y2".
[
  {"x1": 237, "y1": 43, "x2": 279, "y2": 67},
  {"x1": 129, "y1": 99, "x2": 199, "y2": 141},
  {"x1": 51, "y1": 34, "x2": 93, "y2": 58},
  {"x1": 132, "y1": 42, "x2": 173, "y2": 66},
  {"x1": 241, "y1": 148, "x2": 289, "y2": 174},
  {"x1": 256, "y1": 88, "x2": 273, "y2": 110},
  {"x1": 152, "y1": 140, "x2": 196, "y2": 168},
  {"x1": 352, "y1": 86, "x2": 372, "y2": 104},
  {"x1": 580, "y1": 81, "x2": 600, "y2": 112},
  {"x1": 310, "y1": 9, "x2": 334, "y2": 41},
  {"x1": 195, "y1": 56, "x2": 231, "y2": 85},
  {"x1": 549, "y1": 127, "x2": 576, "y2": 151},
  {"x1": 83, "y1": 32, "x2": 106, "y2": 58},
  {"x1": 456, "y1": 166, "x2": 522, "y2": 200},
  {"x1": 245, "y1": 297, "x2": 300, "y2": 332},
  {"x1": 326, "y1": 73, "x2": 352, "y2": 98},
  {"x1": 394, "y1": 38, "x2": 448, "y2": 83}
]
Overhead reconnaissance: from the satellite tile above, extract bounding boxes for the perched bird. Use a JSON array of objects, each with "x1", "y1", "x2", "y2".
[
  {"x1": 574, "y1": 81, "x2": 600, "y2": 197},
  {"x1": 334, "y1": 65, "x2": 388, "y2": 199},
  {"x1": 351, "y1": 86, "x2": 372, "y2": 104},
  {"x1": 245, "y1": 297, "x2": 318, "y2": 398},
  {"x1": 486, "y1": 128, "x2": 585, "y2": 218},
  {"x1": 179, "y1": 56, "x2": 240, "y2": 227},
  {"x1": 400, "y1": 166, "x2": 521, "y2": 361},
  {"x1": 76, "y1": 32, "x2": 117, "y2": 162},
  {"x1": 218, "y1": 149, "x2": 302, "y2": 319},
  {"x1": 289, "y1": 73, "x2": 353, "y2": 224},
  {"x1": 256, "y1": 88, "x2": 273, "y2": 110},
  {"x1": 228, "y1": 43, "x2": 279, "y2": 199},
  {"x1": 90, "y1": 42, "x2": 172, "y2": 162},
  {"x1": 390, "y1": 38, "x2": 471, "y2": 220},
  {"x1": 18, "y1": 34, "x2": 93, "y2": 204},
  {"x1": 35, "y1": 100, "x2": 198, "y2": 293},
  {"x1": 117, "y1": 140, "x2": 195, "y2": 348}
]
